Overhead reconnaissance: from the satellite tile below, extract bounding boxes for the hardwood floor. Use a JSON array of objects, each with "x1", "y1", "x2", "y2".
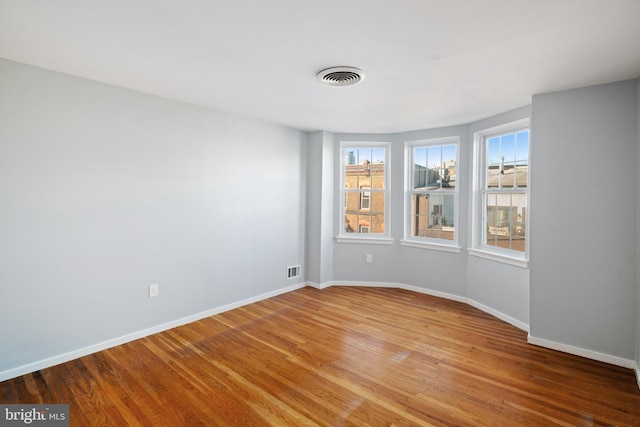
[{"x1": 2, "y1": 286, "x2": 639, "y2": 426}]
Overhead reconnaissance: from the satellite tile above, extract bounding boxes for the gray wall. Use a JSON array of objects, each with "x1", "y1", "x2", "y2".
[
  {"x1": 331, "y1": 117, "x2": 530, "y2": 326},
  {"x1": 394, "y1": 125, "x2": 469, "y2": 298},
  {"x1": 467, "y1": 107, "x2": 531, "y2": 325},
  {"x1": 530, "y1": 80, "x2": 638, "y2": 360},
  {"x1": 306, "y1": 131, "x2": 334, "y2": 285},
  {"x1": 332, "y1": 133, "x2": 398, "y2": 284},
  {"x1": 0, "y1": 59, "x2": 307, "y2": 374},
  {"x1": 2, "y1": 57, "x2": 637, "y2": 379},
  {"x1": 637, "y1": 78, "x2": 640, "y2": 377}
]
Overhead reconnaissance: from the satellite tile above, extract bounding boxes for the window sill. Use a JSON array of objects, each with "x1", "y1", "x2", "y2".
[
  {"x1": 336, "y1": 236, "x2": 394, "y2": 245},
  {"x1": 400, "y1": 240, "x2": 461, "y2": 253},
  {"x1": 467, "y1": 248, "x2": 529, "y2": 268}
]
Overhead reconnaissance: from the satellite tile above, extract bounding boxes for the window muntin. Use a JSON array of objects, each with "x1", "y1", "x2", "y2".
[
  {"x1": 475, "y1": 124, "x2": 529, "y2": 257},
  {"x1": 406, "y1": 139, "x2": 458, "y2": 244},
  {"x1": 341, "y1": 144, "x2": 389, "y2": 237}
]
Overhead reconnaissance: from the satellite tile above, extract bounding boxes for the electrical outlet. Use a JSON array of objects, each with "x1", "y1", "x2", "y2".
[
  {"x1": 149, "y1": 283, "x2": 159, "y2": 298},
  {"x1": 366, "y1": 254, "x2": 373, "y2": 263}
]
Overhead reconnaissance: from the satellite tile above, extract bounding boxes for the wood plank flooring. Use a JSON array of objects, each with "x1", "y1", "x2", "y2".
[{"x1": 2, "y1": 286, "x2": 639, "y2": 426}]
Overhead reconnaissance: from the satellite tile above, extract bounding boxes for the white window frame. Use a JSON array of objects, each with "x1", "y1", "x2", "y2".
[
  {"x1": 337, "y1": 141, "x2": 392, "y2": 244},
  {"x1": 401, "y1": 137, "x2": 461, "y2": 253},
  {"x1": 469, "y1": 118, "x2": 530, "y2": 268}
]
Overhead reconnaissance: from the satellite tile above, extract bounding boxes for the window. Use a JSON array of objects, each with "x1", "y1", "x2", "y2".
[
  {"x1": 360, "y1": 187, "x2": 371, "y2": 210},
  {"x1": 403, "y1": 137, "x2": 459, "y2": 249},
  {"x1": 339, "y1": 143, "x2": 390, "y2": 241},
  {"x1": 471, "y1": 119, "x2": 530, "y2": 266}
]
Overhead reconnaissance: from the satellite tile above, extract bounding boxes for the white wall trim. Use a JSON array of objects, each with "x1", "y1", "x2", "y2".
[
  {"x1": 0, "y1": 282, "x2": 307, "y2": 383},
  {"x1": 4, "y1": 280, "x2": 634, "y2": 386},
  {"x1": 466, "y1": 299, "x2": 530, "y2": 332},
  {"x1": 329, "y1": 280, "x2": 406, "y2": 289},
  {"x1": 318, "y1": 282, "x2": 635, "y2": 390},
  {"x1": 527, "y1": 334, "x2": 637, "y2": 370},
  {"x1": 467, "y1": 248, "x2": 529, "y2": 269},
  {"x1": 395, "y1": 282, "x2": 467, "y2": 304},
  {"x1": 312, "y1": 280, "x2": 527, "y2": 331},
  {"x1": 399, "y1": 240, "x2": 462, "y2": 253},
  {"x1": 335, "y1": 237, "x2": 394, "y2": 245},
  {"x1": 306, "y1": 280, "x2": 334, "y2": 290}
]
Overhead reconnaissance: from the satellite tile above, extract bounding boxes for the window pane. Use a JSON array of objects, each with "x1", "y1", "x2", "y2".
[
  {"x1": 426, "y1": 146, "x2": 442, "y2": 188},
  {"x1": 485, "y1": 193, "x2": 499, "y2": 247},
  {"x1": 371, "y1": 208, "x2": 385, "y2": 234},
  {"x1": 345, "y1": 191, "x2": 359, "y2": 213},
  {"x1": 371, "y1": 147, "x2": 385, "y2": 163},
  {"x1": 343, "y1": 211, "x2": 355, "y2": 233},
  {"x1": 442, "y1": 145, "x2": 457, "y2": 188},
  {"x1": 487, "y1": 137, "x2": 500, "y2": 188},
  {"x1": 511, "y1": 193, "x2": 527, "y2": 252},
  {"x1": 515, "y1": 131, "x2": 529, "y2": 188},
  {"x1": 344, "y1": 147, "x2": 366, "y2": 189},
  {"x1": 345, "y1": 149, "x2": 356, "y2": 165},
  {"x1": 516, "y1": 131, "x2": 529, "y2": 163},
  {"x1": 370, "y1": 191, "x2": 384, "y2": 213},
  {"x1": 356, "y1": 147, "x2": 372, "y2": 164},
  {"x1": 501, "y1": 134, "x2": 516, "y2": 188},
  {"x1": 369, "y1": 161, "x2": 384, "y2": 189},
  {"x1": 412, "y1": 193, "x2": 428, "y2": 237},
  {"x1": 413, "y1": 147, "x2": 427, "y2": 190},
  {"x1": 502, "y1": 135, "x2": 516, "y2": 169},
  {"x1": 356, "y1": 148, "x2": 371, "y2": 189},
  {"x1": 487, "y1": 137, "x2": 500, "y2": 166},
  {"x1": 344, "y1": 148, "x2": 360, "y2": 189}
]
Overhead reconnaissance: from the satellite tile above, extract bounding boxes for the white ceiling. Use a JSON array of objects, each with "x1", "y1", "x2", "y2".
[{"x1": 1, "y1": 0, "x2": 639, "y2": 133}]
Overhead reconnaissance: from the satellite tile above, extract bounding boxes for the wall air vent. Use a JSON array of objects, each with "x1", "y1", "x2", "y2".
[
  {"x1": 316, "y1": 66, "x2": 366, "y2": 87},
  {"x1": 287, "y1": 265, "x2": 301, "y2": 279}
]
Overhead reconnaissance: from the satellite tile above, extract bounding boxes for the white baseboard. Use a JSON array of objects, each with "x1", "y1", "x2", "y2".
[
  {"x1": 0, "y1": 282, "x2": 307, "y2": 383},
  {"x1": 306, "y1": 280, "x2": 333, "y2": 290},
  {"x1": 397, "y1": 282, "x2": 468, "y2": 304},
  {"x1": 466, "y1": 299, "x2": 530, "y2": 332},
  {"x1": 3, "y1": 279, "x2": 634, "y2": 390},
  {"x1": 316, "y1": 281, "x2": 637, "y2": 390},
  {"x1": 311, "y1": 280, "x2": 528, "y2": 332},
  {"x1": 527, "y1": 334, "x2": 637, "y2": 370}
]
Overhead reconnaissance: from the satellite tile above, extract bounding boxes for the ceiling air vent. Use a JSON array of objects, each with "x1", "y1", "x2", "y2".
[{"x1": 316, "y1": 66, "x2": 366, "y2": 87}]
